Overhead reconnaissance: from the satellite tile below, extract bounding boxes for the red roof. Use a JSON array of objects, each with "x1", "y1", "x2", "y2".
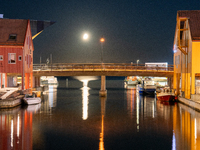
[
  {"x1": 178, "y1": 10, "x2": 200, "y2": 40},
  {"x1": 0, "y1": 19, "x2": 28, "y2": 46}
]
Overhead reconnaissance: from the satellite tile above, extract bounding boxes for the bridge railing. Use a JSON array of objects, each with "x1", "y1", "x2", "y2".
[{"x1": 33, "y1": 63, "x2": 174, "y2": 72}]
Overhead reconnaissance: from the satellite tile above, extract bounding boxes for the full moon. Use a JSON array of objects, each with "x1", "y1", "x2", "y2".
[{"x1": 83, "y1": 33, "x2": 89, "y2": 40}]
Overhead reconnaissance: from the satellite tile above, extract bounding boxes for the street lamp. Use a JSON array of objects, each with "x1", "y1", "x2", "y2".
[
  {"x1": 83, "y1": 33, "x2": 89, "y2": 40},
  {"x1": 100, "y1": 37, "x2": 105, "y2": 64},
  {"x1": 137, "y1": 60, "x2": 139, "y2": 66}
]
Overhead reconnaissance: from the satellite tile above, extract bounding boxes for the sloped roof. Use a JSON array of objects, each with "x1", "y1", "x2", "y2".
[
  {"x1": 178, "y1": 10, "x2": 200, "y2": 40},
  {"x1": 30, "y1": 20, "x2": 55, "y2": 39},
  {"x1": 0, "y1": 19, "x2": 28, "y2": 46}
]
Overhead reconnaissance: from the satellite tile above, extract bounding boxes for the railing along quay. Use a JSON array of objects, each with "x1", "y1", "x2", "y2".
[{"x1": 33, "y1": 63, "x2": 174, "y2": 77}]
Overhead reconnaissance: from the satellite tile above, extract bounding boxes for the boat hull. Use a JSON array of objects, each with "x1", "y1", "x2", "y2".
[
  {"x1": 138, "y1": 87, "x2": 156, "y2": 95},
  {"x1": 157, "y1": 94, "x2": 177, "y2": 102},
  {"x1": 23, "y1": 97, "x2": 41, "y2": 105}
]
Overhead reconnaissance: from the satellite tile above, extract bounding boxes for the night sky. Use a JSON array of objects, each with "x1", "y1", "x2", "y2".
[{"x1": 0, "y1": 0, "x2": 200, "y2": 64}]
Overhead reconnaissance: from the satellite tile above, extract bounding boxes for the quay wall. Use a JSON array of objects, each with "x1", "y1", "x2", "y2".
[
  {"x1": 178, "y1": 97, "x2": 200, "y2": 111},
  {"x1": 0, "y1": 98, "x2": 21, "y2": 108}
]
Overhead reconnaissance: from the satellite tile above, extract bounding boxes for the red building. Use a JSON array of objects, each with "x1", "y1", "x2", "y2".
[{"x1": 0, "y1": 17, "x2": 54, "y2": 90}]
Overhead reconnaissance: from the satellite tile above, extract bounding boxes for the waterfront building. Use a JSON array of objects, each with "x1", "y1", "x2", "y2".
[
  {"x1": 0, "y1": 16, "x2": 54, "y2": 90},
  {"x1": 173, "y1": 10, "x2": 200, "y2": 99}
]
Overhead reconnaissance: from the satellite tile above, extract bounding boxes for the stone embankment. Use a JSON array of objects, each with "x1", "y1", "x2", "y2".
[
  {"x1": 178, "y1": 96, "x2": 200, "y2": 111},
  {"x1": 0, "y1": 88, "x2": 31, "y2": 109}
]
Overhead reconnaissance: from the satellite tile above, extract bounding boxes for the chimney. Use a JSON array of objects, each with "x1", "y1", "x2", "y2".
[{"x1": 0, "y1": 14, "x2": 3, "y2": 18}]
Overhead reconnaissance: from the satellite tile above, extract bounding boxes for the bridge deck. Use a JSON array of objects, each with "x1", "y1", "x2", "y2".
[{"x1": 33, "y1": 63, "x2": 173, "y2": 77}]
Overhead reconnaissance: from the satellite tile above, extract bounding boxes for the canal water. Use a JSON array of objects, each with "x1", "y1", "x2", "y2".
[{"x1": 0, "y1": 76, "x2": 200, "y2": 150}]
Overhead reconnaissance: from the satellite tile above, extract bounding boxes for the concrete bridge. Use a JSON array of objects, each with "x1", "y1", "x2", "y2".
[
  {"x1": 33, "y1": 63, "x2": 173, "y2": 77},
  {"x1": 33, "y1": 63, "x2": 174, "y2": 96}
]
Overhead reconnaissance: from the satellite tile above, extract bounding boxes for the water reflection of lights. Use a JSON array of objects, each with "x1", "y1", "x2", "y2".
[
  {"x1": 11, "y1": 119, "x2": 13, "y2": 148},
  {"x1": 195, "y1": 118, "x2": 197, "y2": 140},
  {"x1": 17, "y1": 114, "x2": 20, "y2": 144},
  {"x1": 99, "y1": 97, "x2": 106, "y2": 150},
  {"x1": 42, "y1": 85, "x2": 57, "y2": 113},
  {"x1": 152, "y1": 102, "x2": 154, "y2": 118},
  {"x1": 49, "y1": 85, "x2": 56, "y2": 107},
  {"x1": 136, "y1": 95, "x2": 139, "y2": 132},
  {"x1": 172, "y1": 133, "x2": 176, "y2": 150},
  {"x1": 81, "y1": 80, "x2": 90, "y2": 120},
  {"x1": 17, "y1": 114, "x2": 20, "y2": 138}
]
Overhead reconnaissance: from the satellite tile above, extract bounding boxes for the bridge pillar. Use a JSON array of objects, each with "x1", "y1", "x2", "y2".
[
  {"x1": 168, "y1": 77, "x2": 173, "y2": 89},
  {"x1": 34, "y1": 76, "x2": 41, "y2": 88},
  {"x1": 99, "y1": 76, "x2": 107, "y2": 97}
]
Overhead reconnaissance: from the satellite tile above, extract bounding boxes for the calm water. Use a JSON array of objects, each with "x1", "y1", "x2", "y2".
[{"x1": 0, "y1": 77, "x2": 200, "y2": 150}]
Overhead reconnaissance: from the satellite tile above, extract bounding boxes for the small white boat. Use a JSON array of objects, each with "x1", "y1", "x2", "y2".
[
  {"x1": 125, "y1": 76, "x2": 138, "y2": 86},
  {"x1": 137, "y1": 79, "x2": 156, "y2": 95},
  {"x1": 23, "y1": 94, "x2": 41, "y2": 105},
  {"x1": 27, "y1": 103, "x2": 41, "y2": 112}
]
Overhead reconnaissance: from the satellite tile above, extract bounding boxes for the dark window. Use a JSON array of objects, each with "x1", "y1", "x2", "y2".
[
  {"x1": 18, "y1": 56, "x2": 22, "y2": 61},
  {"x1": 0, "y1": 55, "x2": 3, "y2": 61},
  {"x1": 9, "y1": 34, "x2": 17, "y2": 40},
  {"x1": 8, "y1": 53, "x2": 16, "y2": 64}
]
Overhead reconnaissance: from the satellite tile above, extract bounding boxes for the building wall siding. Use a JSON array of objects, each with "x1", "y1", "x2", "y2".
[{"x1": 0, "y1": 46, "x2": 23, "y2": 73}]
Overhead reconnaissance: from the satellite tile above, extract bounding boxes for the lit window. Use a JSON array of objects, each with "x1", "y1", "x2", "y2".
[
  {"x1": 0, "y1": 55, "x2": 3, "y2": 61},
  {"x1": 18, "y1": 56, "x2": 22, "y2": 61},
  {"x1": 8, "y1": 53, "x2": 16, "y2": 64},
  {"x1": 9, "y1": 34, "x2": 17, "y2": 40}
]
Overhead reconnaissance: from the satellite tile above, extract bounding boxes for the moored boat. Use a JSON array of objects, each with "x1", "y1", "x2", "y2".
[
  {"x1": 156, "y1": 92, "x2": 177, "y2": 102},
  {"x1": 125, "y1": 76, "x2": 138, "y2": 86},
  {"x1": 23, "y1": 94, "x2": 41, "y2": 105},
  {"x1": 137, "y1": 79, "x2": 156, "y2": 95}
]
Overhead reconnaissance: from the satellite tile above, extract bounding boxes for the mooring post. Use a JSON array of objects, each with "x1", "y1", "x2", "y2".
[{"x1": 99, "y1": 76, "x2": 107, "y2": 97}]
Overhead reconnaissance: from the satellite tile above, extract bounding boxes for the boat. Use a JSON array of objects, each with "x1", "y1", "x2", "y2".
[
  {"x1": 23, "y1": 93, "x2": 41, "y2": 105},
  {"x1": 137, "y1": 78, "x2": 156, "y2": 95},
  {"x1": 27, "y1": 103, "x2": 41, "y2": 112},
  {"x1": 124, "y1": 76, "x2": 138, "y2": 86},
  {"x1": 156, "y1": 92, "x2": 177, "y2": 102}
]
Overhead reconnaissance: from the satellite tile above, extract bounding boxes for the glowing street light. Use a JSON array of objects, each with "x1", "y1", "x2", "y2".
[
  {"x1": 83, "y1": 33, "x2": 89, "y2": 40},
  {"x1": 100, "y1": 37, "x2": 105, "y2": 64},
  {"x1": 100, "y1": 38, "x2": 105, "y2": 42}
]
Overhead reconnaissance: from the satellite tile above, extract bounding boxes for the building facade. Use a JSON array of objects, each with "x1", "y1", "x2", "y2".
[
  {"x1": 173, "y1": 10, "x2": 200, "y2": 99},
  {"x1": 0, "y1": 19, "x2": 33, "y2": 90},
  {"x1": 0, "y1": 17, "x2": 55, "y2": 90}
]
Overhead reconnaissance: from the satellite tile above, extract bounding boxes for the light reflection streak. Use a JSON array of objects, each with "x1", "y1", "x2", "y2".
[
  {"x1": 11, "y1": 119, "x2": 13, "y2": 148},
  {"x1": 172, "y1": 133, "x2": 176, "y2": 150},
  {"x1": 17, "y1": 114, "x2": 20, "y2": 138},
  {"x1": 81, "y1": 80, "x2": 90, "y2": 120},
  {"x1": 152, "y1": 102, "x2": 154, "y2": 118},
  {"x1": 49, "y1": 85, "x2": 54, "y2": 107},
  {"x1": 195, "y1": 118, "x2": 197, "y2": 140},
  {"x1": 136, "y1": 95, "x2": 139, "y2": 132},
  {"x1": 99, "y1": 97, "x2": 106, "y2": 150}
]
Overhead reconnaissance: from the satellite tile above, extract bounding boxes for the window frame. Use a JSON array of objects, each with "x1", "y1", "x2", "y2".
[
  {"x1": 8, "y1": 53, "x2": 16, "y2": 64},
  {"x1": 0, "y1": 55, "x2": 3, "y2": 61},
  {"x1": 9, "y1": 34, "x2": 17, "y2": 40},
  {"x1": 18, "y1": 55, "x2": 22, "y2": 61}
]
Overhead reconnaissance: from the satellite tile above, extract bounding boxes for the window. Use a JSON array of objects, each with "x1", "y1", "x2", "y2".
[
  {"x1": 18, "y1": 56, "x2": 22, "y2": 61},
  {"x1": 8, "y1": 53, "x2": 16, "y2": 64},
  {"x1": 9, "y1": 34, "x2": 17, "y2": 40},
  {"x1": 0, "y1": 55, "x2": 3, "y2": 61}
]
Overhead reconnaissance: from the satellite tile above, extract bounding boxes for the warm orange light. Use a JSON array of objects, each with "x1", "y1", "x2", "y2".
[{"x1": 100, "y1": 38, "x2": 105, "y2": 42}]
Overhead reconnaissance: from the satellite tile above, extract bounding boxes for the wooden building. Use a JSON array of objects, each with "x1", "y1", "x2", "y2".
[
  {"x1": 0, "y1": 17, "x2": 55, "y2": 90},
  {"x1": 173, "y1": 10, "x2": 200, "y2": 99}
]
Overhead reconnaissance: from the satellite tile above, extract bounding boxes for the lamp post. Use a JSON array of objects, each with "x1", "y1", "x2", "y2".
[
  {"x1": 99, "y1": 37, "x2": 107, "y2": 97},
  {"x1": 100, "y1": 37, "x2": 105, "y2": 64},
  {"x1": 137, "y1": 59, "x2": 139, "y2": 66}
]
